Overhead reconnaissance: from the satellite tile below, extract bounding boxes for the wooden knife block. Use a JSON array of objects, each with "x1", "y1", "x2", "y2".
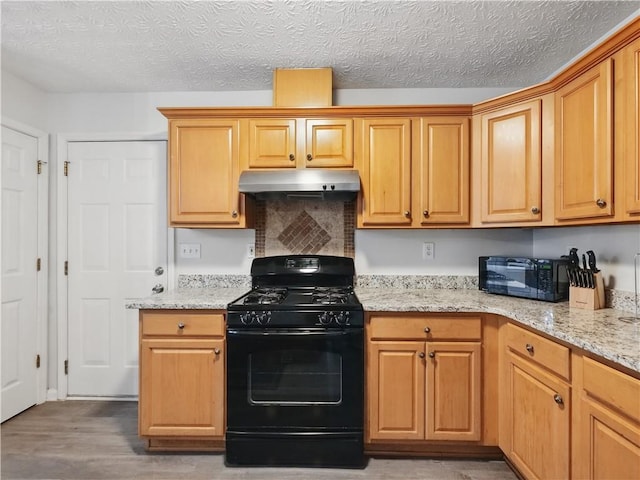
[{"x1": 569, "y1": 272, "x2": 605, "y2": 310}]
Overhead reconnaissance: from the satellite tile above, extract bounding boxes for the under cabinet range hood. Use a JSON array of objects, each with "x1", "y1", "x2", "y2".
[{"x1": 238, "y1": 170, "x2": 360, "y2": 200}]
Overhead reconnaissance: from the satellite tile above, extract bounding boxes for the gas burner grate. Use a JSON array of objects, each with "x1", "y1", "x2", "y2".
[
  {"x1": 311, "y1": 287, "x2": 352, "y2": 305},
  {"x1": 243, "y1": 287, "x2": 288, "y2": 305}
]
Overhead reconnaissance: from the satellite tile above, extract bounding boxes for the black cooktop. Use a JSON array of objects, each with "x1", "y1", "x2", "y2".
[{"x1": 229, "y1": 286, "x2": 360, "y2": 309}]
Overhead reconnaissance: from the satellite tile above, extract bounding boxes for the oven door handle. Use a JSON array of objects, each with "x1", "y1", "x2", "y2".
[{"x1": 227, "y1": 329, "x2": 353, "y2": 336}]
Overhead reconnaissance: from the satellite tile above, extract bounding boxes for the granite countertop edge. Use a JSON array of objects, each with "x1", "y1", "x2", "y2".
[{"x1": 127, "y1": 287, "x2": 640, "y2": 373}]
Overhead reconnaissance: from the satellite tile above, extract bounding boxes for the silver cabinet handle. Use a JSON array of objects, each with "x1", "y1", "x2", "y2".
[
  {"x1": 423, "y1": 210, "x2": 429, "y2": 218},
  {"x1": 231, "y1": 210, "x2": 238, "y2": 218},
  {"x1": 418, "y1": 352, "x2": 426, "y2": 358},
  {"x1": 553, "y1": 394, "x2": 564, "y2": 405},
  {"x1": 404, "y1": 211, "x2": 411, "y2": 218},
  {"x1": 596, "y1": 198, "x2": 607, "y2": 208},
  {"x1": 177, "y1": 323, "x2": 185, "y2": 329},
  {"x1": 154, "y1": 266, "x2": 164, "y2": 276},
  {"x1": 525, "y1": 343, "x2": 534, "y2": 354},
  {"x1": 424, "y1": 327, "x2": 431, "y2": 333},
  {"x1": 214, "y1": 348, "x2": 221, "y2": 355},
  {"x1": 152, "y1": 284, "x2": 164, "y2": 294},
  {"x1": 428, "y1": 351, "x2": 435, "y2": 358},
  {"x1": 531, "y1": 206, "x2": 540, "y2": 214}
]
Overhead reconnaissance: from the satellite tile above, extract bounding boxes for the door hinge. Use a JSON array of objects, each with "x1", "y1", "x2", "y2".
[
  {"x1": 36, "y1": 354, "x2": 41, "y2": 369},
  {"x1": 64, "y1": 360, "x2": 69, "y2": 375},
  {"x1": 37, "y1": 160, "x2": 46, "y2": 174},
  {"x1": 64, "y1": 261, "x2": 68, "y2": 276},
  {"x1": 37, "y1": 258, "x2": 41, "y2": 271},
  {"x1": 64, "y1": 161, "x2": 70, "y2": 176}
]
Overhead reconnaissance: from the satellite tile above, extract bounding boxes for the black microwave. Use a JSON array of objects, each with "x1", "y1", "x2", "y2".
[{"x1": 479, "y1": 256, "x2": 569, "y2": 302}]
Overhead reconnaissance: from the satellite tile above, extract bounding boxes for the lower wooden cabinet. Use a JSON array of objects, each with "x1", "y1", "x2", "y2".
[
  {"x1": 138, "y1": 311, "x2": 225, "y2": 443},
  {"x1": 574, "y1": 356, "x2": 640, "y2": 480},
  {"x1": 502, "y1": 351, "x2": 571, "y2": 479},
  {"x1": 367, "y1": 314, "x2": 482, "y2": 443}
]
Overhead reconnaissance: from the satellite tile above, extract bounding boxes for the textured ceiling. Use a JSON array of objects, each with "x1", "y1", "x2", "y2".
[{"x1": 2, "y1": 1, "x2": 639, "y2": 93}]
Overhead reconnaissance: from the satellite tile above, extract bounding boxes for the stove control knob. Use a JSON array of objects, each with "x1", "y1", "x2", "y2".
[
  {"x1": 240, "y1": 312, "x2": 253, "y2": 325},
  {"x1": 257, "y1": 311, "x2": 271, "y2": 325},
  {"x1": 318, "y1": 312, "x2": 331, "y2": 325},
  {"x1": 336, "y1": 311, "x2": 350, "y2": 325}
]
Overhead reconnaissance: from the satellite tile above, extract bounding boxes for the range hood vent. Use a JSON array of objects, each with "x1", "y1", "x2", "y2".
[{"x1": 238, "y1": 170, "x2": 360, "y2": 201}]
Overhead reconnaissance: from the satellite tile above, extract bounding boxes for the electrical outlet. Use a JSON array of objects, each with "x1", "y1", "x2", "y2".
[
  {"x1": 423, "y1": 242, "x2": 435, "y2": 260},
  {"x1": 247, "y1": 243, "x2": 255, "y2": 258},
  {"x1": 179, "y1": 243, "x2": 201, "y2": 259}
]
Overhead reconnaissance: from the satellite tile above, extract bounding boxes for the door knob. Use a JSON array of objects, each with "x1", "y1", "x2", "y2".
[
  {"x1": 152, "y1": 284, "x2": 164, "y2": 294},
  {"x1": 531, "y1": 206, "x2": 540, "y2": 214},
  {"x1": 154, "y1": 266, "x2": 164, "y2": 276},
  {"x1": 596, "y1": 198, "x2": 607, "y2": 208},
  {"x1": 306, "y1": 154, "x2": 313, "y2": 161},
  {"x1": 289, "y1": 153, "x2": 295, "y2": 161}
]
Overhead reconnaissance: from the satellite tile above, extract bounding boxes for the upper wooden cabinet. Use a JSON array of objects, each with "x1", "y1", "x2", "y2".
[
  {"x1": 617, "y1": 37, "x2": 640, "y2": 219},
  {"x1": 555, "y1": 60, "x2": 614, "y2": 221},
  {"x1": 414, "y1": 117, "x2": 470, "y2": 225},
  {"x1": 357, "y1": 118, "x2": 412, "y2": 226},
  {"x1": 168, "y1": 118, "x2": 250, "y2": 228},
  {"x1": 358, "y1": 116, "x2": 470, "y2": 228},
  {"x1": 479, "y1": 100, "x2": 543, "y2": 223},
  {"x1": 246, "y1": 118, "x2": 353, "y2": 169}
]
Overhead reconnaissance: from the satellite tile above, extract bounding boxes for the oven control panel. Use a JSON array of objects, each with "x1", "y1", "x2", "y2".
[{"x1": 318, "y1": 311, "x2": 351, "y2": 326}]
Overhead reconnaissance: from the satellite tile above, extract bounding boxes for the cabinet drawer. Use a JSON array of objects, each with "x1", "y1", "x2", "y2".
[
  {"x1": 368, "y1": 315, "x2": 481, "y2": 341},
  {"x1": 583, "y1": 356, "x2": 640, "y2": 422},
  {"x1": 505, "y1": 323, "x2": 570, "y2": 380},
  {"x1": 141, "y1": 311, "x2": 225, "y2": 337}
]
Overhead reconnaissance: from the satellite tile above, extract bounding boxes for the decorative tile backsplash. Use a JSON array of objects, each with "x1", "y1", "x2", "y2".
[{"x1": 255, "y1": 199, "x2": 355, "y2": 257}]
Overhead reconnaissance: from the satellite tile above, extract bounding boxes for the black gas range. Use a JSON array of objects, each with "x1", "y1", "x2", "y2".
[{"x1": 225, "y1": 255, "x2": 365, "y2": 468}]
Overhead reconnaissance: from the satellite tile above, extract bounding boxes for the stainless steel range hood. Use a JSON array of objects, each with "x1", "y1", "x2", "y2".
[{"x1": 238, "y1": 170, "x2": 360, "y2": 200}]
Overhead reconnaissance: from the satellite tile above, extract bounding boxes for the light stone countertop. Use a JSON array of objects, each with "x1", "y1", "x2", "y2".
[{"x1": 127, "y1": 287, "x2": 640, "y2": 374}]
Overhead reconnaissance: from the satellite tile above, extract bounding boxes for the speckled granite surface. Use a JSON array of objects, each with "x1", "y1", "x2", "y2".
[
  {"x1": 357, "y1": 288, "x2": 639, "y2": 373},
  {"x1": 126, "y1": 287, "x2": 247, "y2": 310},
  {"x1": 127, "y1": 284, "x2": 639, "y2": 373}
]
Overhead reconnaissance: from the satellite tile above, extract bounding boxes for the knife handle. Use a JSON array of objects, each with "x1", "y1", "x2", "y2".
[{"x1": 586, "y1": 250, "x2": 599, "y2": 273}]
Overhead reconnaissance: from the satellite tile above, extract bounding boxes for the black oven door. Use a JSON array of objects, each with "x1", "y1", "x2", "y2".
[{"x1": 226, "y1": 327, "x2": 363, "y2": 432}]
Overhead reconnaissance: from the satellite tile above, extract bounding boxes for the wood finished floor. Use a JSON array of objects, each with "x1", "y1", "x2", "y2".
[{"x1": 2, "y1": 401, "x2": 518, "y2": 480}]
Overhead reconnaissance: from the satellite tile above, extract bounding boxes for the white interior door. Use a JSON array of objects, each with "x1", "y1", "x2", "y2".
[
  {"x1": 1, "y1": 126, "x2": 39, "y2": 421},
  {"x1": 67, "y1": 141, "x2": 167, "y2": 397}
]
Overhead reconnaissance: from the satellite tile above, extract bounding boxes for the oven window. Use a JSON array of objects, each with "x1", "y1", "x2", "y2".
[{"x1": 248, "y1": 349, "x2": 342, "y2": 405}]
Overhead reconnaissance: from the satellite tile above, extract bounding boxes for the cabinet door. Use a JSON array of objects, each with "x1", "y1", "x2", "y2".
[
  {"x1": 425, "y1": 342, "x2": 481, "y2": 441},
  {"x1": 555, "y1": 60, "x2": 613, "y2": 220},
  {"x1": 169, "y1": 119, "x2": 243, "y2": 225},
  {"x1": 304, "y1": 118, "x2": 354, "y2": 168},
  {"x1": 248, "y1": 118, "x2": 297, "y2": 168},
  {"x1": 359, "y1": 118, "x2": 412, "y2": 226},
  {"x1": 415, "y1": 117, "x2": 470, "y2": 225},
  {"x1": 481, "y1": 100, "x2": 542, "y2": 223},
  {"x1": 503, "y1": 352, "x2": 570, "y2": 480},
  {"x1": 367, "y1": 341, "x2": 425, "y2": 440},
  {"x1": 622, "y1": 37, "x2": 640, "y2": 217},
  {"x1": 578, "y1": 398, "x2": 640, "y2": 480},
  {"x1": 139, "y1": 338, "x2": 224, "y2": 437}
]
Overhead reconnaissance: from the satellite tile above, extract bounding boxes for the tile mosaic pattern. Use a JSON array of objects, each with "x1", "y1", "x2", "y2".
[
  {"x1": 254, "y1": 198, "x2": 353, "y2": 257},
  {"x1": 277, "y1": 210, "x2": 331, "y2": 254}
]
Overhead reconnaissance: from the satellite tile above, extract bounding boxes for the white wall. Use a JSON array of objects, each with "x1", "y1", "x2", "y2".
[
  {"x1": 1, "y1": 71, "x2": 49, "y2": 130},
  {"x1": 355, "y1": 228, "x2": 534, "y2": 275},
  {"x1": 533, "y1": 224, "x2": 640, "y2": 292}
]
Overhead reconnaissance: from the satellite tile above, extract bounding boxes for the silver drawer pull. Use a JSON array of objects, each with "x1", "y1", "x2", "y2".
[
  {"x1": 177, "y1": 323, "x2": 185, "y2": 329},
  {"x1": 525, "y1": 343, "x2": 534, "y2": 354}
]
